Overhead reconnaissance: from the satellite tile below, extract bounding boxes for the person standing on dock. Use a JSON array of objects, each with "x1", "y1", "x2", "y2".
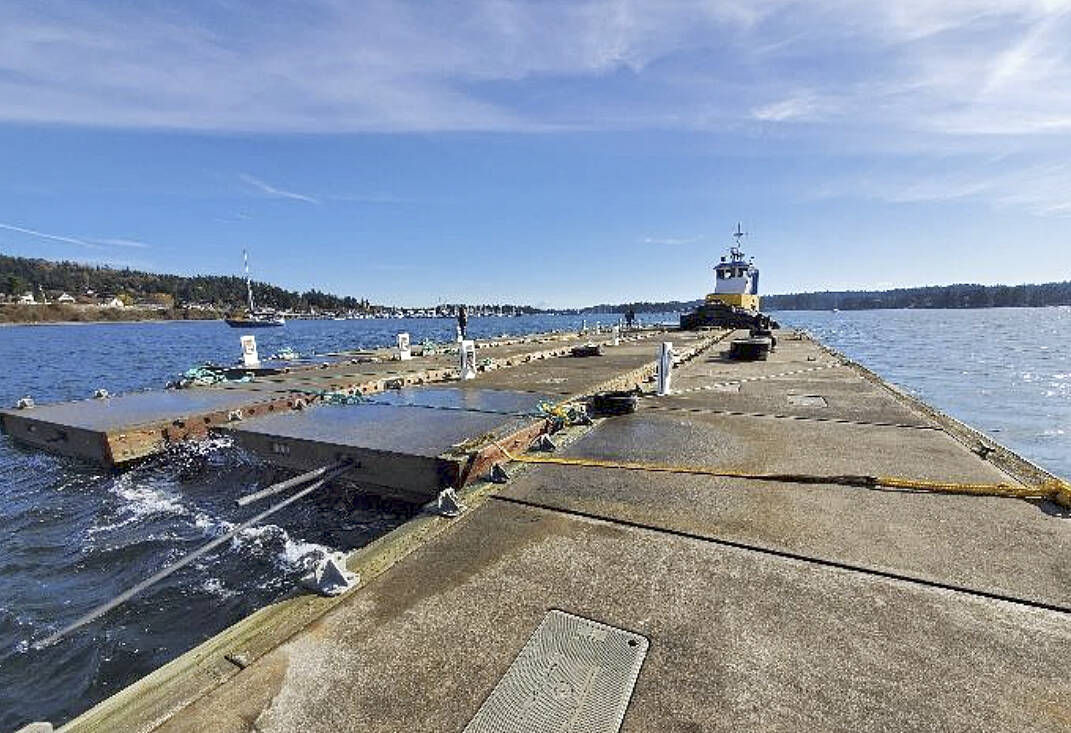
[
  {"x1": 625, "y1": 307, "x2": 636, "y2": 330},
  {"x1": 457, "y1": 304, "x2": 468, "y2": 340}
]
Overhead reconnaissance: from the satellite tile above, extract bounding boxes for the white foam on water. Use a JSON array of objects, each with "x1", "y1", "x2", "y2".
[
  {"x1": 87, "y1": 474, "x2": 190, "y2": 536},
  {"x1": 198, "y1": 576, "x2": 237, "y2": 599},
  {"x1": 191, "y1": 511, "x2": 334, "y2": 574},
  {"x1": 192, "y1": 511, "x2": 234, "y2": 538},
  {"x1": 169, "y1": 434, "x2": 235, "y2": 458},
  {"x1": 277, "y1": 537, "x2": 332, "y2": 571}
]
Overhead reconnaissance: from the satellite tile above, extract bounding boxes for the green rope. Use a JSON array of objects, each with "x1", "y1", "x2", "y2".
[{"x1": 171, "y1": 365, "x2": 251, "y2": 389}]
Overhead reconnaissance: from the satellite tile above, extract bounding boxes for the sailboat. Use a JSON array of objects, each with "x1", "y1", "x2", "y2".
[{"x1": 224, "y1": 250, "x2": 285, "y2": 328}]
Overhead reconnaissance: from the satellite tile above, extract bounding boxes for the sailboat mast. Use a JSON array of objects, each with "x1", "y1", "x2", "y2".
[{"x1": 244, "y1": 249, "x2": 255, "y2": 313}]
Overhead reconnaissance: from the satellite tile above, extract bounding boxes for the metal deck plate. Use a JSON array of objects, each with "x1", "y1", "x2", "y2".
[
  {"x1": 786, "y1": 394, "x2": 828, "y2": 407},
  {"x1": 465, "y1": 610, "x2": 648, "y2": 733},
  {"x1": 371, "y1": 387, "x2": 554, "y2": 414},
  {"x1": 0, "y1": 388, "x2": 272, "y2": 431},
  {"x1": 228, "y1": 401, "x2": 534, "y2": 458}
]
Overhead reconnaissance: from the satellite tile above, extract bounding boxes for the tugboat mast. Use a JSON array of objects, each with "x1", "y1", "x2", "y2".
[{"x1": 729, "y1": 222, "x2": 747, "y2": 261}]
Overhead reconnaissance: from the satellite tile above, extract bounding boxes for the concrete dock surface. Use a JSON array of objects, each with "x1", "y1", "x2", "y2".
[{"x1": 59, "y1": 330, "x2": 1071, "y2": 732}]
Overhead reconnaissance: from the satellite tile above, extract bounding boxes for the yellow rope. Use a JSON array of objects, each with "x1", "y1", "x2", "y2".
[{"x1": 493, "y1": 444, "x2": 1071, "y2": 509}]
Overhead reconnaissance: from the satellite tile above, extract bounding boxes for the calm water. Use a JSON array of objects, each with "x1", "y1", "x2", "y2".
[
  {"x1": 774, "y1": 308, "x2": 1071, "y2": 481},
  {"x1": 1, "y1": 308, "x2": 1068, "y2": 728},
  {"x1": 0, "y1": 314, "x2": 637, "y2": 731}
]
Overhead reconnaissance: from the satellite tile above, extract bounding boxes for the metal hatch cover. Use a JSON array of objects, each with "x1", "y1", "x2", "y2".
[{"x1": 464, "y1": 610, "x2": 649, "y2": 733}]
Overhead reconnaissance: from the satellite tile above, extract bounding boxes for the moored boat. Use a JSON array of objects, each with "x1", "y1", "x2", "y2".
[
  {"x1": 225, "y1": 250, "x2": 285, "y2": 328},
  {"x1": 681, "y1": 223, "x2": 776, "y2": 330}
]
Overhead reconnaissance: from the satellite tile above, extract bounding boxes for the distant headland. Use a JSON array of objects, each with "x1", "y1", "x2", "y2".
[
  {"x1": 581, "y1": 282, "x2": 1071, "y2": 314},
  {"x1": 0, "y1": 253, "x2": 541, "y2": 324}
]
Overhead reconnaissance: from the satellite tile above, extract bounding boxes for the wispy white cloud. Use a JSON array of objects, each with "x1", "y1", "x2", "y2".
[
  {"x1": 642, "y1": 235, "x2": 704, "y2": 245},
  {"x1": 0, "y1": 222, "x2": 99, "y2": 249},
  {"x1": 239, "y1": 174, "x2": 320, "y2": 204},
  {"x1": 0, "y1": 0, "x2": 1068, "y2": 142},
  {"x1": 818, "y1": 159, "x2": 1071, "y2": 216},
  {"x1": 751, "y1": 93, "x2": 831, "y2": 122},
  {"x1": 0, "y1": 222, "x2": 153, "y2": 249},
  {"x1": 92, "y1": 237, "x2": 151, "y2": 249},
  {"x1": 3, "y1": 1, "x2": 1071, "y2": 218}
]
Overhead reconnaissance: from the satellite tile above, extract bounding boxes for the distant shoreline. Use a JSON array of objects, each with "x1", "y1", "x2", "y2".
[
  {"x1": 0, "y1": 317, "x2": 221, "y2": 328},
  {"x1": 765, "y1": 303, "x2": 1071, "y2": 313},
  {"x1": 0, "y1": 303, "x2": 221, "y2": 326}
]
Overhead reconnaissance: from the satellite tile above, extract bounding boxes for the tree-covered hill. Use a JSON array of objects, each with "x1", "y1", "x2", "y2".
[
  {"x1": 0, "y1": 253, "x2": 369, "y2": 312},
  {"x1": 763, "y1": 281, "x2": 1071, "y2": 310},
  {"x1": 575, "y1": 281, "x2": 1071, "y2": 314}
]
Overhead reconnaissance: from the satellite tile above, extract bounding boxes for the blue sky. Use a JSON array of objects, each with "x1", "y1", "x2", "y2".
[{"x1": 1, "y1": 1, "x2": 1070, "y2": 308}]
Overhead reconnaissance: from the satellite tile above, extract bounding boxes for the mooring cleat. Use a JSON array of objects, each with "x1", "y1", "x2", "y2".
[
  {"x1": 300, "y1": 552, "x2": 359, "y2": 597},
  {"x1": 431, "y1": 487, "x2": 466, "y2": 517},
  {"x1": 490, "y1": 463, "x2": 511, "y2": 484},
  {"x1": 15, "y1": 396, "x2": 34, "y2": 409},
  {"x1": 93, "y1": 388, "x2": 110, "y2": 399},
  {"x1": 533, "y1": 434, "x2": 557, "y2": 452}
]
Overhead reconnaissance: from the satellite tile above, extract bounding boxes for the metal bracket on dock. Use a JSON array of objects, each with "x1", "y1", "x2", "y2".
[
  {"x1": 430, "y1": 487, "x2": 466, "y2": 517},
  {"x1": 532, "y1": 434, "x2": 557, "y2": 452},
  {"x1": 299, "y1": 552, "x2": 360, "y2": 597},
  {"x1": 14, "y1": 723, "x2": 53, "y2": 733}
]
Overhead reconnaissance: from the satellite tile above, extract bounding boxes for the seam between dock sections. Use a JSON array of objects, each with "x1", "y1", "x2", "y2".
[
  {"x1": 636, "y1": 404, "x2": 940, "y2": 430},
  {"x1": 809, "y1": 337, "x2": 1066, "y2": 492},
  {"x1": 490, "y1": 494, "x2": 1071, "y2": 617},
  {"x1": 666, "y1": 362, "x2": 843, "y2": 394}
]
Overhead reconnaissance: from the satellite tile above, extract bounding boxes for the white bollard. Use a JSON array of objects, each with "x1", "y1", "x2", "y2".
[
  {"x1": 657, "y1": 342, "x2": 673, "y2": 395},
  {"x1": 612, "y1": 325, "x2": 620, "y2": 346},
  {"x1": 459, "y1": 339, "x2": 477, "y2": 380},
  {"x1": 240, "y1": 335, "x2": 260, "y2": 368},
  {"x1": 397, "y1": 332, "x2": 412, "y2": 361},
  {"x1": 595, "y1": 321, "x2": 601, "y2": 334}
]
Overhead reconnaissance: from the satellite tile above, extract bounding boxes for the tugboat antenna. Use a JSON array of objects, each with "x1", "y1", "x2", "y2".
[{"x1": 731, "y1": 222, "x2": 748, "y2": 258}]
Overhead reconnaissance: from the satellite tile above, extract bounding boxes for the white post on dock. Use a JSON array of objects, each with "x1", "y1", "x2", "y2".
[
  {"x1": 657, "y1": 342, "x2": 673, "y2": 395},
  {"x1": 240, "y1": 335, "x2": 260, "y2": 368},
  {"x1": 459, "y1": 339, "x2": 477, "y2": 380},
  {"x1": 397, "y1": 332, "x2": 412, "y2": 361},
  {"x1": 612, "y1": 325, "x2": 620, "y2": 346}
]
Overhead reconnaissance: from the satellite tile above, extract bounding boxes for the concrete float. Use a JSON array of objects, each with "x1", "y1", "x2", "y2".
[
  {"x1": 0, "y1": 329, "x2": 667, "y2": 467},
  {"x1": 25, "y1": 328, "x2": 1071, "y2": 733}
]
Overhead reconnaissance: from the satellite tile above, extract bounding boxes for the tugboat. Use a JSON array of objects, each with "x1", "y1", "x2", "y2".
[
  {"x1": 680, "y1": 223, "x2": 775, "y2": 330},
  {"x1": 225, "y1": 250, "x2": 285, "y2": 328}
]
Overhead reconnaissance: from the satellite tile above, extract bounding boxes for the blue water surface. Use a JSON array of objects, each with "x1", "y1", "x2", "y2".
[
  {"x1": 0, "y1": 313, "x2": 638, "y2": 730},
  {"x1": 775, "y1": 307, "x2": 1071, "y2": 480}
]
